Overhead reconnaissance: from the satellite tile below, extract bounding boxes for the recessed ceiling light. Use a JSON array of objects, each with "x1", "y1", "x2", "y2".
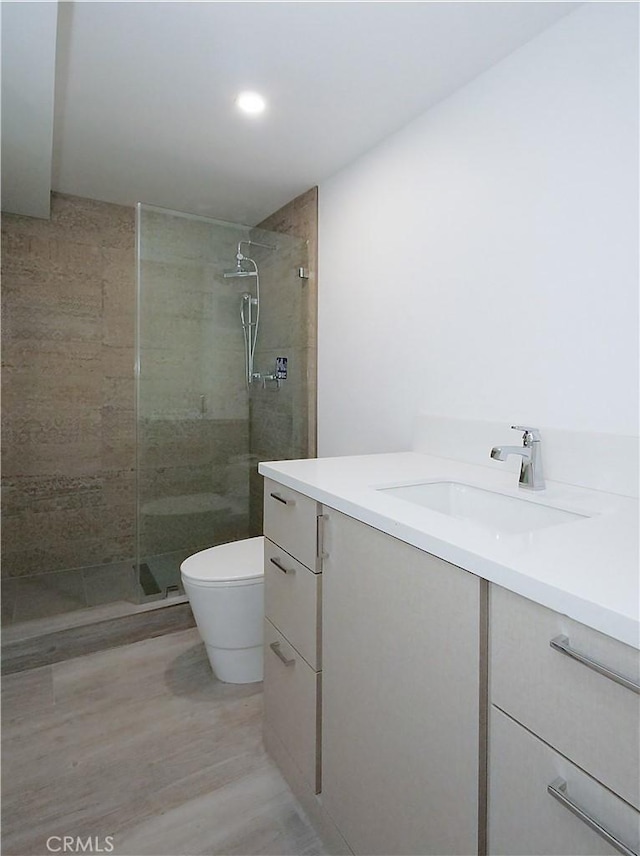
[{"x1": 236, "y1": 91, "x2": 266, "y2": 116}]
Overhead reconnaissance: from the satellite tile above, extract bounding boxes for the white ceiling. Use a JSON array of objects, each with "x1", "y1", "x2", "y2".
[{"x1": 4, "y1": 1, "x2": 579, "y2": 225}]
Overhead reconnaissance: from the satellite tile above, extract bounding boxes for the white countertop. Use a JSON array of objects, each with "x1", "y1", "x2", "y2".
[{"x1": 259, "y1": 452, "x2": 640, "y2": 649}]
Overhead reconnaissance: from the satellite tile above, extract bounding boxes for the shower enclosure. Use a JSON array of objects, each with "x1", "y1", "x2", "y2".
[{"x1": 135, "y1": 204, "x2": 310, "y2": 601}]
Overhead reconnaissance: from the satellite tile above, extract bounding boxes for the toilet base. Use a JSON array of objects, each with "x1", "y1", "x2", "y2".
[{"x1": 205, "y1": 643, "x2": 263, "y2": 684}]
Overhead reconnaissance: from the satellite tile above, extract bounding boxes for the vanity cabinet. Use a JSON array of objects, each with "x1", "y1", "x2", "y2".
[
  {"x1": 488, "y1": 585, "x2": 640, "y2": 856},
  {"x1": 321, "y1": 509, "x2": 482, "y2": 856},
  {"x1": 260, "y1": 471, "x2": 639, "y2": 856},
  {"x1": 262, "y1": 478, "x2": 323, "y2": 795}
]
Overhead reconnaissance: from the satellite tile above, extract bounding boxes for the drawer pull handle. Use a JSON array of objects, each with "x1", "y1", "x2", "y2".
[
  {"x1": 316, "y1": 513, "x2": 328, "y2": 561},
  {"x1": 547, "y1": 778, "x2": 638, "y2": 856},
  {"x1": 270, "y1": 557, "x2": 293, "y2": 574},
  {"x1": 270, "y1": 641, "x2": 295, "y2": 666},
  {"x1": 270, "y1": 492, "x2": 294, "y2": 506},
  {"x1": 550, "y1": 635, "x2": 640, "y2": 694}
]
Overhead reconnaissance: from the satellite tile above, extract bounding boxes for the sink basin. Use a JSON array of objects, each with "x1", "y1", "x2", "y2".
[{"x1": 377, "y1": 481, "x2": 589, "y2": 535}]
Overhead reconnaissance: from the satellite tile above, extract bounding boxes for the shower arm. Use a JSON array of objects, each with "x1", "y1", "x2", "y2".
[{"x1": 236, "y1": 239, "x2": 276, "y2": 257}]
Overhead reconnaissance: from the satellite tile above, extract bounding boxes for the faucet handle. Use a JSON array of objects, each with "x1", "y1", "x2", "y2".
[{"x1": 511, "y1": 425, "x2": 542, "y2": 443}]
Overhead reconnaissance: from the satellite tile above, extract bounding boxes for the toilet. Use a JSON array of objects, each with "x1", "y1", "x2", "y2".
[{"x1": 180, "y1": 536, "x2": 264, "y2": 684}]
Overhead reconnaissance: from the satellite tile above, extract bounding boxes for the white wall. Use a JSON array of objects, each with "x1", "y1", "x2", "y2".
[
  {"x1": 1, "y1": 0, "x2": 58, "y2": 218},
  {"x1": 317, "y1": 3, "x2": 639, "y2": 457}
]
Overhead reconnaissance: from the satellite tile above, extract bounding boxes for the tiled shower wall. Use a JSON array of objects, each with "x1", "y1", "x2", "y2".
[
  {"x1": 1, "y1": 189, "x2": 318, "y2": 619},
  {"x1": 1, "y1": 194, "x2": 137, "y2": 616}
]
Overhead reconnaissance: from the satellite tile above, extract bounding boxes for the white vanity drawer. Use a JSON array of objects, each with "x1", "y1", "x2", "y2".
[
  {"x1": 489, "y1": 706, "x2": 640, "y2": 856},
  {"x1": 264, "y1": 538, "x2": 321, "y2": 670},
  {"x1": 264, "y1": 619, "x2": 321, "y2": 794},
  {"x1": 263, "y1": 478, "x2": 320, "y2": 572},
  {"x1": 490, "y1": 585, "x2": 640, "y2": 808}
]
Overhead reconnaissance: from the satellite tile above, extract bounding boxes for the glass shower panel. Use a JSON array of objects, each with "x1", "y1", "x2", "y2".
[
  {"x1": 247, "y1": 227, "x2": 310, "y2": 536},
  {"x1": 135, "y1": 204, "x2": 309, "y2": 602}
]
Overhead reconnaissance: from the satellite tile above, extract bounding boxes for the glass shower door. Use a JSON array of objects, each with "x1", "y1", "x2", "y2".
[
  {"x1": 136, "y1": 205, "x2": 251, "y2": 600},
  {"x1": 135, "y1": 204, "x2": 309, "y2": 602}
]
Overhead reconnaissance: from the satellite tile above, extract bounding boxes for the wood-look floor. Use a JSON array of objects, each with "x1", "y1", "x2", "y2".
[{"x1": 1, "y1": 629, "x2": 328, "y2": 856}]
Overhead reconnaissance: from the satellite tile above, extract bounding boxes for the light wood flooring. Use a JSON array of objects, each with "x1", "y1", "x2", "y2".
[{"x1": 1, "y1": 628, "x2": 328, "y2": 856}]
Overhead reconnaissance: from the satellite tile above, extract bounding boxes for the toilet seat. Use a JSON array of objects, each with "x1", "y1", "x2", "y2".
[{"x1": 180, "y1": 536, "x2": 264, "y2": 586}]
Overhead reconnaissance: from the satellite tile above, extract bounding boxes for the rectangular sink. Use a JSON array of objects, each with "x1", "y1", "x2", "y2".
[{"x1": 377, "y1": 481, "x2": 589, "y2": 536}]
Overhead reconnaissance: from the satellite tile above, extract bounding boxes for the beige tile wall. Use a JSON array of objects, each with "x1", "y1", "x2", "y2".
[
  {"x1": 1, "y1": 194, "x2": 136, "y2": 578},
  {"x1": 1, "y1": 189, "x2": 318, "y2": 581}
]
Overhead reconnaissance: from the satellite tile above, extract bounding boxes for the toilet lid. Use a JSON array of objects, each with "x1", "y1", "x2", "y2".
[{"x1": 180, "y1": 536, "x2": 264, "y2": 584}]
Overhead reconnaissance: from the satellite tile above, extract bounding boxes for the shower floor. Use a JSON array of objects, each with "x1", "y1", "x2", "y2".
[
  {"x1": 1, "y1": 563, "x2": 133, "y2": 625},
  {"x1": 1, "y1": 551, "x2": 191, "y2": 628},
  {"x1": 136, "y1": 549, "x2": 190, "y2": 600}
]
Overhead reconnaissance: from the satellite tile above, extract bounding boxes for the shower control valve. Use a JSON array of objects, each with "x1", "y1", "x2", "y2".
[{"x1": 253, "y1": 372, "x2": 281, "y2": 390}]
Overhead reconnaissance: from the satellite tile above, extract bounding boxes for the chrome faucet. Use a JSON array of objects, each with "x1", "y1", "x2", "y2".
[{"x1": 490, "y1": 426, "x2": 545, "y2": 491}]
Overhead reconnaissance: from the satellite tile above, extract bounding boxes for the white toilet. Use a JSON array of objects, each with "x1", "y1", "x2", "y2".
[{"x1": 180, "y1": 536, "x2": 264, "y2": 684}]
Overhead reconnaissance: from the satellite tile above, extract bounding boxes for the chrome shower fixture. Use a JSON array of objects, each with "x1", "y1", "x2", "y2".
[
  {"x1": 223, "y1": 239, "x2": 276, "y2": 386},
  {"x1": 237, "y1": 238, "x2": 276, "y2": 253},
  {"x1": 223, "y1": 240, "x2": 275, "y2": 279},
  {"x1": 223, "y1": 268, "x2": 257, "y2": 278}
]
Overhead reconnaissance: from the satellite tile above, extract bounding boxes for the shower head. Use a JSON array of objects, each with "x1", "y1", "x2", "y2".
[
  {"x1": 224, "y1": 250, "x2": 259, "y2": 279},
  {"x1": 223, "y1": 268, "x2": 257, "y2": 278}
]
